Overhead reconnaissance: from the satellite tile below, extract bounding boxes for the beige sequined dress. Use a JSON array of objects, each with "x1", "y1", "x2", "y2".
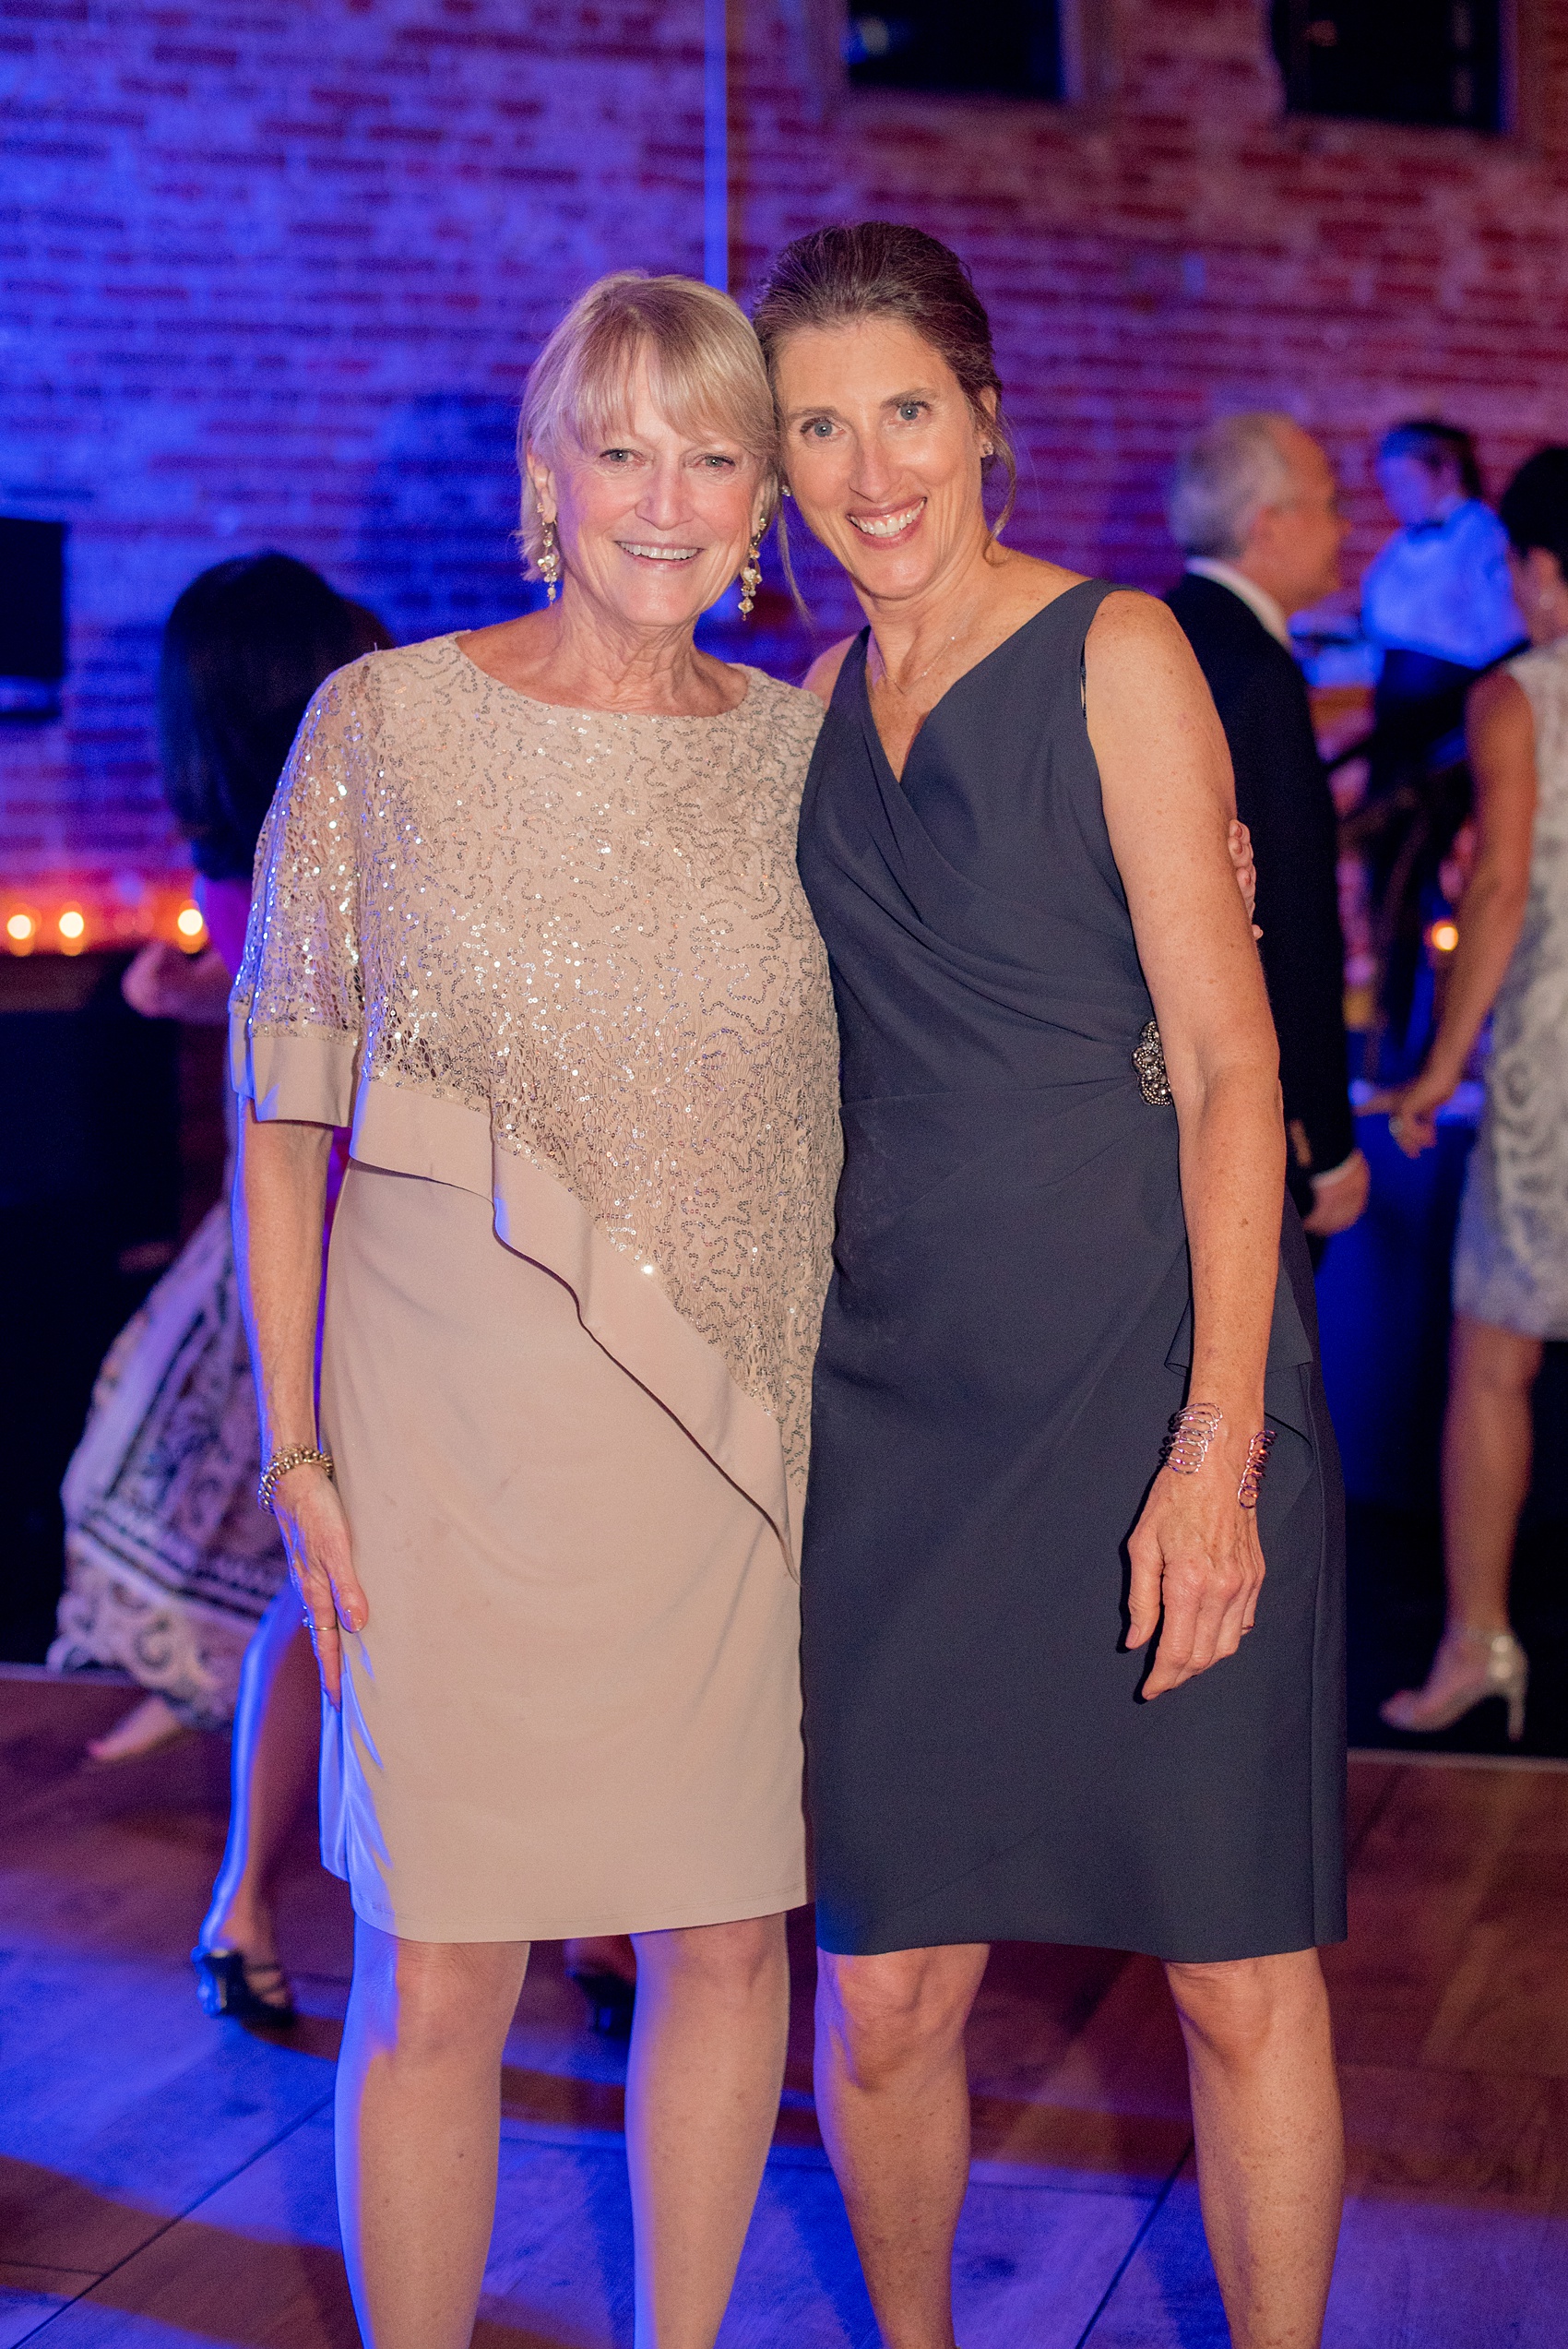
[{"x1": 232, "y1": 635, "x2": 838, "y2": 1940}]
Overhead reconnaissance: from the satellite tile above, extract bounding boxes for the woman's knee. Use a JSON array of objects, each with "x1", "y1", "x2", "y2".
[
  {"x1": 1165, "y1": 1947, "x2": 1327, "y2": 2061},
  {"x1": 633, "y1": 1912, "x2": 785, "y2": 2005},
  {"x1": 817, "y1": 1945, "x2": 984, "y2": 2088},
  {"x1": 1452, "y1": 1315, "x2": 1543, "y2": 1401},
  {"x1": 351, "y1": 1925, "x2": 527, "y2": 2067}
]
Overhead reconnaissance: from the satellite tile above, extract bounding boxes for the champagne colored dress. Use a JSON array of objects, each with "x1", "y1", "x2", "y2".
[{"x1": 232, "y1": 636, "x2": 838, "y2": 1942}]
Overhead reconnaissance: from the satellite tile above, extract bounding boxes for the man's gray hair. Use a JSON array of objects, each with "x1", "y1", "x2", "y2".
[{"x1": 1166, "y1": 413, "x2": 1298, "y2": 559}]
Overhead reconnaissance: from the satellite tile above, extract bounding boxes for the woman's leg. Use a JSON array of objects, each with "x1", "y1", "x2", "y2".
[
  {"x1": 813, "y1": 1942, "x2": 990, "y2": 2349},
  {"x1": 86, "y1": 1691, "x2": 191, "y2": 1764},
  {"x1": 1442, "y1": 1314, "x2": 1543, "y2": 1632},
  {"x1": 624, "y1": 1913, "x2": 790, "y2": 2349},
  {"x1": 1165, "y1": 1949, "x2": 1343, "y2": 2349},
  {"x1": 1383, "y1": 1316, "x2": 1541, "y2": 1731},
  {"x1": 337, "y1": 1921, "x2": 529, "y2": 2349},
  {"x1": 197, "y1": 1588, "x2": 320, "y2": 1975}
]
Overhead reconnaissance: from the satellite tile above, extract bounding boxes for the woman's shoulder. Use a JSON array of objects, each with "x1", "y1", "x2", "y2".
[
  {"x1": 1505, "y1": 637, "x2": 1568, "y2": 685},
  {"x1": 1500, "y1": 638, "x2": 1568, "y2": 732},
  {"x1": 296, "y1": 636, "x2": 438, "y2": 731},
  {"x1": 1077, "y1": 583, "x2": 1191, "y2": 669},
  {"x1": 732, "y1": 662, "x2": 828, "y2": 745},
  {"x1": 799, "y1": 637, "x2": 860, "y2": 709},
  {"x1": 993, "y1": 566, "x2": 1166, "y2": 671}
]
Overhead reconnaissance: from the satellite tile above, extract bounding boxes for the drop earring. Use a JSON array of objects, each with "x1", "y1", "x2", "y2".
[
  {"x1": 738, "y1": 532, "x2": 763, "y2": 618},
  {"x1": 539, "y1": 518, "x2": 562, "y2": 603}
]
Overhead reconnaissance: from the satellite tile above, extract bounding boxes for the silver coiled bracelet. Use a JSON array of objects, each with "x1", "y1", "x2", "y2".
[{"x1": 1160, "y1": 1406, "x2": 1276, "y2": 1509}]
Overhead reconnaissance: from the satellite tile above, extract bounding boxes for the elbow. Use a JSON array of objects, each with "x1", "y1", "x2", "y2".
[
  {"x1": 1168, "y1": 1043, "x2": 1282, "y2": 1131},
  {"x1": 1462, "y1": 866, "x2": 1530, "y2": 925}
]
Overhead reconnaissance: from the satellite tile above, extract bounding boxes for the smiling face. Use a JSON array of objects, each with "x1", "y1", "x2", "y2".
[
  {"x1": 528, "y1": 362, "x2": 766, "y2": 634},
  {"x1": 772, "y1": 316, "x2": 996, "y2": 604}
]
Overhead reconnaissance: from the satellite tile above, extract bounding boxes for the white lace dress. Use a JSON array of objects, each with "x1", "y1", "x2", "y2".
[{"x1": 1454, "y1": 638, "x2": 1568, "y2": 1338}]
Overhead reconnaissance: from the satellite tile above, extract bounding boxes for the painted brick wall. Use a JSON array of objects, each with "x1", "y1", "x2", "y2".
[{"x1": 4, "y1": 0, "x2": 1567, "y2": 915}]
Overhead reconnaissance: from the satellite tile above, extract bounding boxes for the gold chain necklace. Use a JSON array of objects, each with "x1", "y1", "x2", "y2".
[{"x1": 867, "y1": 604, "x2": 984, "y2": 704}]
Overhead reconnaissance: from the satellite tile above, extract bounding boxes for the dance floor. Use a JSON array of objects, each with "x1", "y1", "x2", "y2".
[{"x1": 3, "y1": 1669, "x2": 1566, "y2": 2348}]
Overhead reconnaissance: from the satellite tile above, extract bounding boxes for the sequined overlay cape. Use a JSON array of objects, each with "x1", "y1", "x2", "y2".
[{"x1": 231, "y1": 636, "x2": 840, "y2": 1560}]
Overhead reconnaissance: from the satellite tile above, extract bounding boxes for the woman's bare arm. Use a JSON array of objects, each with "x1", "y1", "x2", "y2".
[
  {"x1": 1376, "y1": 670, "x2": 1537, "y2": 1154},
  {"x1": 1086, "y1": 591, "x2": 1286, "y2": 1699},
  {"x1": 234, "y1": 1103, "x2": 365, "y2": 1702}
]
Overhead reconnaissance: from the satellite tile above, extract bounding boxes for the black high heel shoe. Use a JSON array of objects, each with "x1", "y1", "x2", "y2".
[
  {"x1": 192, "y1": 1946, "x2": 298, "y2": 2023},
  {"x1": 567, "y1": 1967, "x2": 636, "y2": 2039}
]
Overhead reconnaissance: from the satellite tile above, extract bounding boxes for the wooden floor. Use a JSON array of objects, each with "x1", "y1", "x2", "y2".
[{"x1": 2, "y1": 1671, "x2": 1566, "y2": 2348}]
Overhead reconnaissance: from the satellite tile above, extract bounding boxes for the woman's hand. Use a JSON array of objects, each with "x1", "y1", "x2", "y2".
[
  {"x1": 123, "y1": 939, "x2": 233, "y2": 1024},
  {"x1": 1126, "y1": 1434, "x2": 1266, "y2": 1698},
  {"x1": 1228, "y1": 818, "x2": 1261, "y2": 935},
  {"x1": 1368, "y1": 671, "x2": 1537, "y2": 1160},
  {"x1": 1364, "y1": 1065, "x2": 1458, "y2": 1157},
  {"x1": 270, "y1": 1463, "x2": 368, "y2": 1709}
]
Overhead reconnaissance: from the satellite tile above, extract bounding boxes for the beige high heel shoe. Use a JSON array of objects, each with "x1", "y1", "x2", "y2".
[{"x1": 1380, "y1": 1626, "x2": 1528, "y2": 1744}]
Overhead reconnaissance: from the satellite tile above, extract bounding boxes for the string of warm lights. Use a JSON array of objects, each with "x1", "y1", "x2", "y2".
[{"x1": 2, "y1": 887, "x2": 208, "y2": 958}]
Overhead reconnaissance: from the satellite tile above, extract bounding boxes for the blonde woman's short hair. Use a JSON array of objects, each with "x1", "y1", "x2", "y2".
[{"x1": 517, "y1": 273, "x2": 778, "y2": 579}]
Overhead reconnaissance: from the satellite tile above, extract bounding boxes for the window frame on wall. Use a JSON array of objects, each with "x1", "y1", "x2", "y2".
[
  {"x1": 791, "y1": 0, "x2": 1115, "y2": 113},
  {"x1": 843, "y1": 2, "x2": 1066, "y2": 101},
  {"x1": 1270, "y1": 0, "x2": 1517, "y2": 137}
]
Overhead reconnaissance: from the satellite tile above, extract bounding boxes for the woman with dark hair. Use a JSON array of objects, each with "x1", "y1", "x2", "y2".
[
  {"x1": 1377, "y1": 448, "x2": 1568, "y2": 1741},
  {"x1": 754, "y1": 222, "x2": 1347, "y2": 2349},
  {"x1": 52, "y1": 554, "x2": 388, "y2": 2022}
]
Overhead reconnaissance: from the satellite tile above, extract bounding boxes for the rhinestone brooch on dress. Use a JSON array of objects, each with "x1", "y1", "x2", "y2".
[{"x1": 1133, "y1": 1019, "x2": 1172, "y2": 1105}]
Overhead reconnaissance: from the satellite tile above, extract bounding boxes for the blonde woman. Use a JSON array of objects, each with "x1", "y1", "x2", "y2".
[{"x1": 231, "y1": 275, "x2": 839, "y2": 2349}]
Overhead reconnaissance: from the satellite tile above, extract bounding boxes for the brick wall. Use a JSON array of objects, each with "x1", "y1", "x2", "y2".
[{"x1": 4, "y1": 0, "x2": 1567, "y2": 920}]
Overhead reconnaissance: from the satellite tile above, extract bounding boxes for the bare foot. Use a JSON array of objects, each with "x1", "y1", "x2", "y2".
[{"x1": 86, "y1": 1693, "x2": 192, "y2": 1764}]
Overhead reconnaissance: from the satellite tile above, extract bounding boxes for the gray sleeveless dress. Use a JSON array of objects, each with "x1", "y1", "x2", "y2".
[
  {"x1": 795, "y1": 582, "x2": 1347, "y2": 1964},
  {"x1": 1454, "y1": 638, "x2": 1568, "y2": 1339}
]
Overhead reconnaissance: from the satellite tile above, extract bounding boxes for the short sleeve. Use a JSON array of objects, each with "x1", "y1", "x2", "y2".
[{"x1": 230, "y1": 661, "x2": 372, "y2": 1127}]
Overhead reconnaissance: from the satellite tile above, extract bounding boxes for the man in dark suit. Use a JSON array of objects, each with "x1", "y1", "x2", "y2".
[{"x1": 1166, "y1": 413, "x2": 1369, "y2": 1244}]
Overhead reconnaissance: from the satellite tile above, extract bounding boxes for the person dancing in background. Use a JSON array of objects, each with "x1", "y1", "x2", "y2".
[
  {"x1": 1377, "y1": 449, "x2": 1568, "y2": 1744},
  {"x1": 231, "y1": 273, "x2": 840, "y2": 2349},
  {"x1": 755, "y1": 221, "x2": 1346, "y2": 2349},
  {"x1": 53, "y1": 555, "x2": 386, "y2": 2021},
  {"x1": 51, "y1": 565, "x2": 386, "y2": 2019}
]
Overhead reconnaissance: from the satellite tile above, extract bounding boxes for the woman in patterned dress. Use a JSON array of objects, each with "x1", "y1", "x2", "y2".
[
  {"x1": 1379, "y1": 448, "x2": 1568, "y2": 1741},
  {"x1": 52, "y1": 554, "x2": 386, "y2": 1780},
  {"x1": 230, "y1": 275, "x2": 840, "y2": 2349}
]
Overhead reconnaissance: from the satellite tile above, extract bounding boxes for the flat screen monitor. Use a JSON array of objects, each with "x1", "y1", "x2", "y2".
[{"x1": 0, "y1": 518, "x2": 67, "y2": 720}]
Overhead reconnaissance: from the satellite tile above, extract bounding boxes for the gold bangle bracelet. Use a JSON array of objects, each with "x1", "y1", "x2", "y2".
[{"x1": 257, "y1": 1446, "x2": 334, "y2": 1514}]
